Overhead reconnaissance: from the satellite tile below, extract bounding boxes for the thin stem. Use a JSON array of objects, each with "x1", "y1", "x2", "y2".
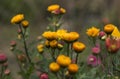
[
  {"x1": 0, "y1": 65, "x2": 4, "y2": 79},
  {"x1": 18, "y1": 24, "x2": 31, "y2": 63},
  {"x1": 76, "y1": 53, "x2": 79, "y2": 64},
  {"x1": 67, "y1": 43, "x2": 70, "y2": 56}
]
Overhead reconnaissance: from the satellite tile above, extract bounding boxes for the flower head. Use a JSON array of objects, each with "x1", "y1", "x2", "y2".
[
  {"x1": 87, "y1": 55, "x2": 101, "y2": 67},
  {"x1": 37, "y1": 44, "x2": 44, "y2": 53},
  {"x1": 105, "y1": 37, "x2": 120, "y2": 53},
  {"x1": 56, "y1": 29, "x2": 67, "y2": 39},
  {"x1": 10, "y1": 40, "x2": 17, "y2": 47},
  {"x1": 86, "y1": 27, "x2": 100, "y2": 37},
  {"x1": 49, "y1": 40, "x2": 58, "y2": 48},
  {"x1": 92, "y1": 44, "x2": 100, "y2": 54},
  {"x1": 47, "y1": 4, "x2": 66, "y2": 14},
  {"x1": 98, "y1": 31, "x2": 107, "y2": 40},
  {"x1": 40, "y1": 73, "x2": 49, "y2": 79},
  {"x1": 0, "y1": 53, "x2": 7, "y2": 64},
  {"x1": 68, "y1": 64, "x2": 79, "y2": 74},
  {"x1": 49, "y1": 62, "x2": 60, "y2": 72},
  {"x1": 21, "y1": 20, "x2": 29, "y2": 28},
  {"x1": 11, "y1": 14, "x2": 24, "y2": 24},
  {"x1": 56, "y1": 55, "x2": 71, "y2": 67},
  {"x1": 42, "y1": 31, "x2": 57, "y2": 40},
  {"x1": 72, "y1": 41, "x2": 86, "y2": 53},
  {"x1": 104, "y1": 24, "x2": 115, "y2": 34},
  {"x1": 62, "y1": 32, "x2": 79, "y2": 42}
]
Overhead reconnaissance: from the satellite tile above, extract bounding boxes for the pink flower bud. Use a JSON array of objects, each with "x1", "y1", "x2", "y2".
[
  {"x1": 10, "y1": 40, "x2": 17, "y2": 46},
  {"x1": 0, "y1": 53, "x2": 7, "y2": 64},
  {"x1": 40, "y1": 73, "x2": 49, "y2": 79}
]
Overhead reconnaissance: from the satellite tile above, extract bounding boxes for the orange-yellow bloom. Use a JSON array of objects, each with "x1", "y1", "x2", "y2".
[
  {"x1": 73, "y1": 41, "x2": 86, "y2": 53},
  {"x1": 11, "y1": 14, "x2": 24, "y2": 24},
  {"x1": 21, "y1": 20, "x2": 29, "y2": 28},
  {"x1": 49, "y1": 62, "x2": 60, "y2": 72},
  {"x1": 104, "y1": 24, "x2": 115, "y2": 34},
  {"x1": 42, "y1": 31, "x2": 57, "y2": 40},
  {"x1": 37, "y1": 44, "x2": 44, "y2": 53},
  {"x1": 86, "y1": 27, "x2": 100, "y2": 37},
  {"x1": 68, "y1": 64, "x2": 79, "y2": 74},
  {"x1": 56, "y1": 55, "x2": 71, "y2": 67},
  {"x1": 60, "y1": 8, "x2": 66, "y2": 14},
  {"x1": 62, "y1": 32, "x2": 79, "y2": 42},
  {"x1": 56, "y1": 29, "x2": 67, "y2": 39},
  {"x1": 47, "y1": 4, "x2": 60, "y2": 12},
  {"x1": 49, "y1": 40, "x2": 58, "y2": 48}
]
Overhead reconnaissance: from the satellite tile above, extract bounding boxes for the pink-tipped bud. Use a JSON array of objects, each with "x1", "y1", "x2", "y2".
[
  {"x1": 0, "y1": 53, "x2": 7, "y2": 64},
  {"x1": 40, "y1": 73, "x2": 49, "y2": 79}
]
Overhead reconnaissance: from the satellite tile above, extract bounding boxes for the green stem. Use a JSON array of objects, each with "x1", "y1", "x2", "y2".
[
  {"x1": 0, "y1": 65, "x2": 4, "y2": 79},
  {"x1": 76, "y1": 53, "x2": 79, "y2": 64},
  {"x1": 18, "y1": 24, "x2": 31, "y2": 63},
  {"x1": 67, "y1": 43, "x2": 70, "y2": 56}
]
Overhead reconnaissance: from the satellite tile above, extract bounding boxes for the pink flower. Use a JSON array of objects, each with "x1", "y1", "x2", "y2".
[
  {"x1": 4, "y1": 69, "x2": 11, "y2": 75},
  {"x1": 98, "y1": 31, "x2": 107, "y2": 40},
  {"x1": 10, "y1": 40, "x2": 17, "y2": 46},
  {"x1": 0, "y1": 53, "x2": 7, "y2": 64},
  {"x1": 87, "y1": 55, "x2": 101, "y2": 67},
  {"x1": 105, "y1": 37, "x2": 120, "y2": 53},
  {"x1": 40, "y1": 73, "x2": 49, "y2": 79},
  {"x1": 92, "y1": 44, "x2": 100, "y2": 54}
]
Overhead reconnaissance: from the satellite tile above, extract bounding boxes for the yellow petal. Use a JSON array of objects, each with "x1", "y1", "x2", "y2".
[{"x1": 111, "y1": 27, "x2": 120, "y2": 38}]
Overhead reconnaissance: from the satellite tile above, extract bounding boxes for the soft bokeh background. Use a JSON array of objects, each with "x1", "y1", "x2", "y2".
[{"x1": 0, "y1": 0, "x2": 120, "y2": 79}]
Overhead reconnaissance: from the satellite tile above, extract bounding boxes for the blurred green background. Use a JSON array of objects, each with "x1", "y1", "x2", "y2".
[{"x1": 0, "y1": 0, "x2": 120, "y2": 79}]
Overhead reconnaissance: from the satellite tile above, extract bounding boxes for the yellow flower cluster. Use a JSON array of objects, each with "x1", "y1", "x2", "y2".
[
  {"x1": 11, "y1": 14, "x2": 24, "y2": 24},
  {"x1": 47, "y1": 4, "x2": 66, "y2": 14},
  {"x1": 42, "y1": 29, "x2": 79, "y2": 42},
  {"x1": 49, "y1": 54, "x2": 79, "y2": 74},
  {"x1": 86, "y1": 27, "x2": 100, "y2": 37}
]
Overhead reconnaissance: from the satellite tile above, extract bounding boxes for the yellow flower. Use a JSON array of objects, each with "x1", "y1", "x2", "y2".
[
  {"x1": 60, "y1": 8, "x2": 66, "y2": 13},
  {"x1": 56, "y1": 55, "x2": 71, "y2": 67},
  {"x1": 45, "y1": 40, "x2": 50, "y2": 47},
  {"x1": 56, "y1": 29, "x2": 67, "y2": 39},
  {"x1": 49, "y1": 40, "x2": 58, "y2": 48},
  {"x1": 73, "y1": 41, "x2": 86, "y2": 53},
  {"x1": 104, "y1": 24, "x2": 115, "y2": 34},
  {"x1": 47, "y1": 4, "x2": 60, "y2": 12},
  {"x1": 62, "y1": 32, "x2": 79, "y2": 42},
  {"x1": 86, "y1": 27, "x2": 100, "y2": 37},
  {"x1": 68, "y1": 64, "x2": 79, "y2": 74},
  {"x1": 11, "y1": 14, "x2": 24, "y2": 24},
  {"x1": 111, "y1": 26, "x2": 120, "y2": 39},
  {"x1": 21, "y1": 20, "x2": 29, "y2": 28},
  {"x1": 57, "y1": 43, "x2": 63, "y2": 49},
  {"x1": 42, "y1": 31, "x2": 57, "y2": 40},
  {"x1": 37, "y1": 44, "x2": 44, "y2": 53},
  {"x1": 49, "y1": 62, "x2": 60, "y2": 72}
]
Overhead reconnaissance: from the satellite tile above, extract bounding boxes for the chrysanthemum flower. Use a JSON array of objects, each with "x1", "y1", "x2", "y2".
[
  {"x1": 87, "y1": 55, "x2": 101, "y2": 67},
  {"x1": 68, "y1": 64, "x2": 79, "y2": 74},
  {"x1": 56, "y1": 55, "x2": 71, "y2": 67},
  {"x1": 47, "y1": 4, "x2": 66, "y2": 14},
  {"x1": 49, "y1": 40, "x2": 58, "y2": 48},
  {"x1": 111, "y1": 26, "x2": 120, "y2": 39},
  {"x1": 62, "y1": 32, "x2": 79, "y2": 42},
  {"x1": 47, "y1": 4, "x2": 60, "y2": 12},
  {"x1": 37, "y1": 44, "x2": 44, "y2": 53},
  {"x1": 56, "y1": 29, "x2": 67, "y2": 39},
  {"x1": 104, "y1": 24, "x2": 115, "y2": 34},
  {"x1": 11, "y1": 14, "x2": 24, "y2": 24},
  {"x1": 42, "y1": 31, "x2": 57, "y2": 40},
  {"x1": 49, "y1": 62, "x2": 60, "y2": 72},
  {"x1": 21, "y1": 20, "x2": 29, "y2": 28},
  {"x1": 86, "y1": 27, "x2": 100, "y2": 37},
  {"x1": 72, "y1": 41, "x2": 86, "y2": 53}
]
